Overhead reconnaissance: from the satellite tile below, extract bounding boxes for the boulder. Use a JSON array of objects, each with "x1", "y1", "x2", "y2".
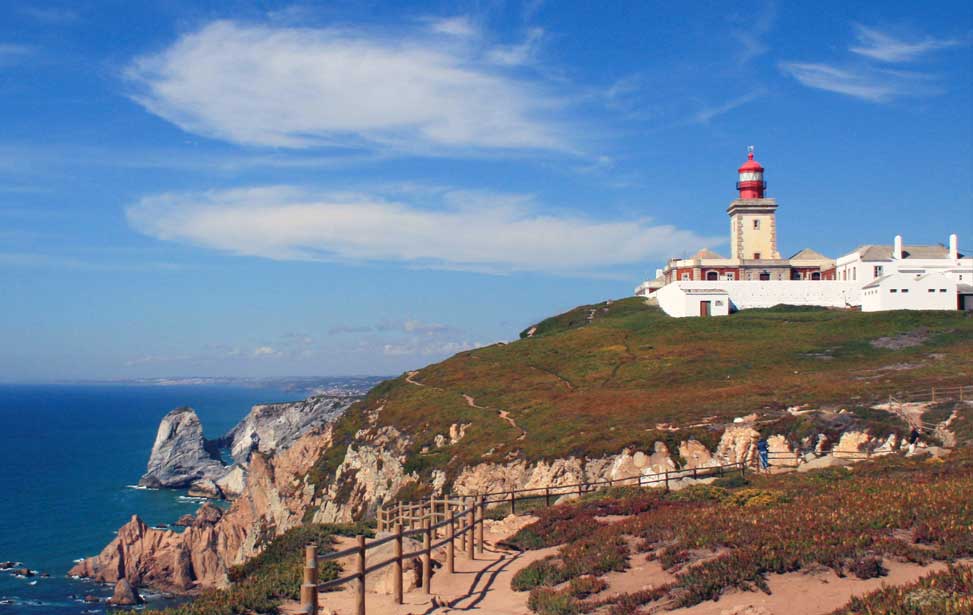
[
  {"x1": 834, "y1": 431, "x2": 871, "y2": 457},
  {"x1": 215, "y1": 465, "x2": 246, "y2": 498},
  {"x1": 188, "y1": 478, "x2": 223, "y2": 499},
  {"x1": 83, "y1": 595, "x2": 100, "y2": 603},
  {"x1": 766, "y1": 435, "x2": 799, "y2": 467},
  {"x1": 716, "y1": 426, "x2": 760, "y2": 465},
  {"x1": 192, "y1": 503, "x2": 224, "y2": 527},
  {"x1": 139, "y1": 407, "x2": 225, "y2": 489},
  {"x1": 173, "y1": 514, "x2": 195, "y2": 527},
  {"x1": 108, "y1": 579, "x2": 142, "y2": 605},
  {"x1": 679, "y1": 439, "x2": 718, "y2": 469}
]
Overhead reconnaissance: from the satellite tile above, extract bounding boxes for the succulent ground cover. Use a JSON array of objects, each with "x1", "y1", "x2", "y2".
[
  {"x1": 507, "y1": 450, "x2": 973, "y2": 614},
  {"x1": 140, "y1": 523, "x2": 370, "y2": 615},
  {"x1": 830, "y1": 564, "x2": 973, "y2": 615},
  {"x1": 307, "y1": 299, "x2": 973, "y2": 495}
]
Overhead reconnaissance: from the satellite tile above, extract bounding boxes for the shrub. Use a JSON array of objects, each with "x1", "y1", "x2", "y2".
[
  {"x1": 527, "y1": 587, "x2": 579, "y2": 615},
  {"x1": 567, "y1": 575, "x2": 607, "y2": 599},
  {"x1": 848, "y1": 555, "x2": 886, "y2": 580},
  {"x1": 832, "y1": 564, "x2": 972, "y2": 615},
  {"x1": 512, "y1": 557, "x2": 567, "y2": 591}
]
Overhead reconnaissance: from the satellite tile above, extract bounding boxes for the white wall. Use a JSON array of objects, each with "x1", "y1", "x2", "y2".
[
  {"x1": 657, "y1": 281, "x2": 862, "y2": 316},
  {"x1": 861, "y1": 274, "x2": 957, "y2": 312},
  {"x1": 656, "y1": 285, "x2": 730, "y2": 318}
]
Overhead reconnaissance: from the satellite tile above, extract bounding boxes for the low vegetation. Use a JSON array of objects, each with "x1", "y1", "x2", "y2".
[
  {"x1": 830, "y1": 564, "x2": 973, "y2": 615},
  {"x1": 139, "y1": 523, "x2": 369, "y2": 615},
  {"x1": 506, "y1": 450, "x2": 973, "y2": 613},
  {"x1": 306, "y1": 299, "x2": 973, "y2": 493}
]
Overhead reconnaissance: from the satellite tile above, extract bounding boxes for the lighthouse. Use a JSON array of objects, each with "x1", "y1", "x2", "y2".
[
  {"x1": 736, "y1": 145, "x2": 766, "y2": 199},
  {"x1": 727, "y1": 146, "x2": 780, "y2": 261}
]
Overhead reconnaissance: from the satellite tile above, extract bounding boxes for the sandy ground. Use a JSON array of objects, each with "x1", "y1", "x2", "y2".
[{"x1": 280, "y1": 517, "x2": 969, "y2": 615}]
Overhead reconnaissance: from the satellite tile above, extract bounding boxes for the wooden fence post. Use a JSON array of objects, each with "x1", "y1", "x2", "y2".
[
  {"x1": 301, "y1": 543, "x2": 318, "y2": 615},
  {"x1": 447, "y1": 510, "x2": 456, "y2": 573},
  {"x1": 692, "y1": 467, "x2": 698, "y2": 480},
  {"x1": 467, "y1": 503, "x2": 475, "y2": 560},
  {"x1": 355, "y1": 535, "x2": 366, "y2": 615},
  {"x1": 544, "y1": 486, "x2": 550, "y2": 507},
  {"x1": 476, "y1": 496, "x2": 485, "y2": 554},
  {"x1": 398, "y1": 501, "x2": 403, "y2": 530},
  {"x1": 740, "y1": 462, "x2": 746, "y2": 479},
  {"x1": 510, "y1": 491, "x2": 516, "y2": 515},
  {"x1": 664, "y1": 469, "x2": 669, "y2": 493},
  {"x1": 422, "y1": 520, "x2": 432, "y2": 594},
  {"x1": 393, "y1": 524, "x2": 403, "y2": 605},
  {"x1": 578, "y1": 482, "x2": 583, "y2": 497},
  {"x1": 931, "y1": 386, "x2": 936, "y2": 402}
]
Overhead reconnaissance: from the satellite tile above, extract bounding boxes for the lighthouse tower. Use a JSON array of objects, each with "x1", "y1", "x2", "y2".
[{"x1": 727, "y1": 146, "x2": 779, "y2": 260}]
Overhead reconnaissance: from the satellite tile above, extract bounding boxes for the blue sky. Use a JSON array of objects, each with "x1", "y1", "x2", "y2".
[{"x1": 1, "y1": 1, "x2": 970, "y2": 381}]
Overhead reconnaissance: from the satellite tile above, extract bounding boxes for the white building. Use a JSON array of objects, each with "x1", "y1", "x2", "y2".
[
  {"x1": 860, "y1": 272, "x2": 958, "y2": 312},
  {"x1": 834, "y1": 234, "x2": 970, "y2": 286},
  {"x1": 655, "y1": 280, "x2": 860, "y2": 318}
]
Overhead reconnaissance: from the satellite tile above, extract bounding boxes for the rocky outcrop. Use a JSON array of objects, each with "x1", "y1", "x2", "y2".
[
  {"x1": 224, "y1": 396, "x2": 354, "y2": 467},
  {"x1": 72, "y1": 427, "x2": 333, "y2": 590},
  {"x1": 139, "y1": 408, "x2": 225, "y2": 489},
  {"x1": 216, "y1": 465, "x2": 246, "y2": 498},
  {"x1": 108, "y1": 579, "x2": 142, "y2": 605},
  {"x1": 716, "y1": 426, "x2": 761, "y2": 465}
]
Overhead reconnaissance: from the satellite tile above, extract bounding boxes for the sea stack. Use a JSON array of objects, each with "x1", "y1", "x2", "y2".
[{"x1": 139, "y1": 407, "x2": 226, "y2": 489}]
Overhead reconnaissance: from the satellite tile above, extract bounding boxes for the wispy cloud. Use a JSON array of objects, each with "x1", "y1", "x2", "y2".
[
  {"x1": 19, "y1": 6, "x2": 80, "y2": 24},
  {"x1": 779, "y1": 63, "x2": 909, "y2": 102},
  {"x1": 729, "y1": 1, "x2": 776, "y2": 65},
  {"x1": 125, "y1": 20, "x2": 570, "y2": 152},
  {"x1": 126, "y1": 186, "x2": 721, "y2": 275},
  {"x1": 781, "y1": 24, "x2": 960, "y2": 102},
  {"x1": 850, "y1": 24, "x2": 962, "y2": 63},
  {"x1": 0, "y1": 44, "x2": 32, "y2": 66},
  {"x1": 693, "y1": 90, "x2": 765, "y2": 124},
  {"x1": 486, "y1": 27, "x2": 544, "y2": 66}
]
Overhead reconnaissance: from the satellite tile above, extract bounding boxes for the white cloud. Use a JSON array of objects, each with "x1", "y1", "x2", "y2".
[
  {"x1": 779, "y1": 62, "x2": 937, "y2": 103},
  {"x1": 427, "y1": 17, "x2": 477, "y2": 38},
  {"x1": 850, "y1": 25, "x2": 961, "y2": 63},
  {"x1": 124, "y1": 20, "x2": 567, "y2": 151},
  {"x1": 126, "y1": 186, "x2": 721, "y2": 275},
  {"x1": 486, "y1": 27, "x2": 544, "y2": 66},
  {"x1": 252, "y1": 346, "x2": 282, "y2": 358}
]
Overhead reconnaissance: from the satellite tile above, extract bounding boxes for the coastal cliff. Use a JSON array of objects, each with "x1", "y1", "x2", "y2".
[{"x1": 70, "y1": 302, "x2": 972, "y2": 595}]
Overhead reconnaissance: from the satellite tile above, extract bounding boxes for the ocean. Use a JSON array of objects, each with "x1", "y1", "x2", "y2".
[{"x1": 0, "y1": 383, "x2": 309, "y2": 614}]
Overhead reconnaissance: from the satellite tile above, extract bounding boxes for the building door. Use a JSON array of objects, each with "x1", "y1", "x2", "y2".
[
  {"x1": 706, "y1": 271, "x2": 719, "y2": 280},
  {"x1": 759, "y1": 271, "x2": 771, "y2": 281},
  {"x1": 699, "y1": 301, "x2": 711, "y2": 317}
]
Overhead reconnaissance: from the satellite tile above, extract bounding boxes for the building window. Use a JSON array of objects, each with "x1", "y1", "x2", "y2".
[
  {"x1": 681, "y1": 273, "x2": 690, "y2": 280},
  {"x1": 725, "y1": 272, "x2": 736, "y2": 280},
  {"x1": 902, "y1": 289, "x2": 909, "y2": 293},
  {"x1": 812, "y1": 272, "x2": 821, "y2": 280},
  {"x1": 928, "y1": 289, "x2": 935, "y2": 293},
  {"x1": 706, "y1": 271, "x2": 719, "y2": 281},
  {"x1": 940, "y1": 289, "x2": 947, "y2": 292},
  {"x1": 753, "y1": 219, "x2": 760, "y2": 230},
  {"x1": 890, "y1": 289, "x2": 897, "y2": 293},
  {"x1": 852, "y1": 268, "x2": 856, "y2": 281},
  {"x1": 753, "y1": 252, "x2": 761, "y2": 260},
  {"x1": 873, "y1": 265, "x2": 883, "y2": 277}
]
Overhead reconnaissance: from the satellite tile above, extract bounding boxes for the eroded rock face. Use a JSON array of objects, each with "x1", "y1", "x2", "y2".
[
  {"x1": 834, "y1": 431, "x2": 871, "y2": 456},
  {"x1": 216, "y1": 465, "x2": 246, "y2": 498},
  {"x1": 716, "y1": 426, "x2": 760, "y2": 465},
  {"x1": 225, "y1": 396, "x2": 353, "y2": 467},
  {"x1": 139, "y1": 408, "x2": 225, "y2": 489},
  {"x1": 108, "y1": 579, "x2": 142, "y2": 605},
  {"x1": 72, "y1": 428, "x2": 334, "y2": 590}
]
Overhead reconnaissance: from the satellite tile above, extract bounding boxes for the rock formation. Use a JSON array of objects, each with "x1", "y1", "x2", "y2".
[
  {"x1": 224, "y1": 395, "x2": 353, "y2": 467},
  {"x1": 139, "y1": 407, "x2": 225, "y2": 489},
  {"x1": 108, "y1": 579, "x2": 142, "y2": 605}
]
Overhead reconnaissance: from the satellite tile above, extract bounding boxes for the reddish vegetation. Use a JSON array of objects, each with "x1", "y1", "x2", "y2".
[{"x1": 507, "y1": 450, "x2": 973, "y2": 613}]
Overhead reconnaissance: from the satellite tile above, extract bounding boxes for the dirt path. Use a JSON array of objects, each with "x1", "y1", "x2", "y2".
[
  {"x1": 462, "y1": 394, "x2": 526, "y2": 441},
  {"x1": 281, "y1": 518, "x2": 547, "y2": 615}
]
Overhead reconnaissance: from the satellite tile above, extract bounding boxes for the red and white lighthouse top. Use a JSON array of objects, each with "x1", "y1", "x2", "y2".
[{"x1": 737, "y1": 146, "x2": 765, "y2": 199}]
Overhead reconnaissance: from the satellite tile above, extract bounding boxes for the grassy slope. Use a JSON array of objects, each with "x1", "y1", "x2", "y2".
[{"x1": 319, "y1": 299, "x2": 973, "y2": 487}]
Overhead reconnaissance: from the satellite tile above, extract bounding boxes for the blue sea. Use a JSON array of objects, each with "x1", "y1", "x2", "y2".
[{"x1": 0, "y1": 384, "x2": 305, "y2": 614}]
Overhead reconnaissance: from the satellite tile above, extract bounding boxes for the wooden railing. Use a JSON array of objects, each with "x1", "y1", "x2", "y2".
[
  {"x1": 297, "y1": 461, "x2": 745, "y2": 614},
  {"x1": 893, "y1": 384, "x2": 972, "y2": 404}
]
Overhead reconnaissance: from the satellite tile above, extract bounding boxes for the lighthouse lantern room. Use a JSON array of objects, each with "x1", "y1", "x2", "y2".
[{"x1": 727, "y1": 146, "x2": 780, "y2": 261}]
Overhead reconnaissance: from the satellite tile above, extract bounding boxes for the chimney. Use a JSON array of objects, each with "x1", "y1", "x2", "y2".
[
  {"x1": 893, "y1": 235, "x2": 903, "y2": 259},
  {"x1": 949, "y1": 234, "x2": 958, "y2": 259}
]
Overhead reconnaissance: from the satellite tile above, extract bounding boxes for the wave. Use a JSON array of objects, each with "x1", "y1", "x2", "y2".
[{"x1": 125, "y1": 484, "x2": 157, "y2": 491}]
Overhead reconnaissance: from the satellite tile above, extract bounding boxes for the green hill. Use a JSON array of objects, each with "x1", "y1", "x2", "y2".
[{"x1": 317, "y1": 299, "x2": 973, "y2": 488}]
